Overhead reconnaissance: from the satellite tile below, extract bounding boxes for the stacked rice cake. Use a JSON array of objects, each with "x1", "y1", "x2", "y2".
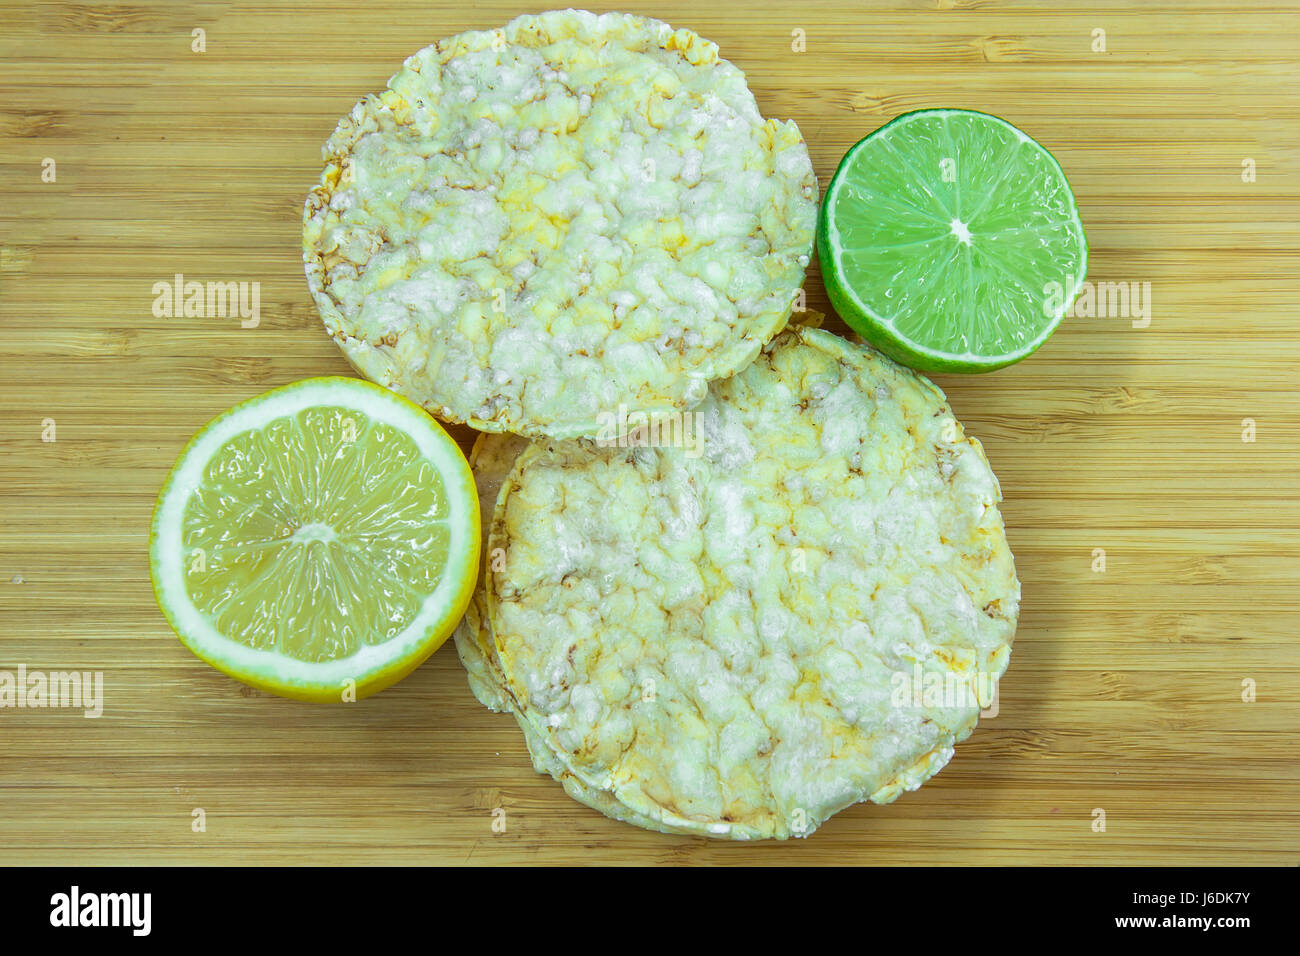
[
  {"x1": 303, "y1": 9, "x2": 1019, "y2": 838},
  {"x1": 304, "y1": 10, "x2": 818, "y2": 439},
  {"x1": 456, "y1": 326, "x2": 1020, "y2": 838}
]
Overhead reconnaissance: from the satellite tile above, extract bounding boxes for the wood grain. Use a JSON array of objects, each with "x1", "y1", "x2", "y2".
[{"x1": 1, "y1": 0, "x2": 1297, "y2": 865}]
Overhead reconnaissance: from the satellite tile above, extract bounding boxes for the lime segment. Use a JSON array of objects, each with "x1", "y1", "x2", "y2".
[{"x1": 817, "y1": 109, "x2": 1088, "y2": 372}]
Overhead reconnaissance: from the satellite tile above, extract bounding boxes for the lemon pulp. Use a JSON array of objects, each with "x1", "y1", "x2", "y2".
[{"x1": 150, "y1": 378, "x2": 479, "y2": 701}]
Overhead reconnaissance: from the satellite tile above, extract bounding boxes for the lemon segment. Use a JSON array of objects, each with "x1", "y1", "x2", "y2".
[{"x1": 150, "y1": 377, "x2": 479, "y2": 702}]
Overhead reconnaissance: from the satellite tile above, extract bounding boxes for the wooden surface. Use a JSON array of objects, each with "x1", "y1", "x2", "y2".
[{"x1": 2, "y1": 0, "x2": 1297, "y2": 866}]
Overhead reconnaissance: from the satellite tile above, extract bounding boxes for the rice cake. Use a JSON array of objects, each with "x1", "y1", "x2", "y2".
[
  {"x1": 454, "y1": 433, "x2": 706, "y2": 835},
  {"x1": 303, "y1": 10, "x2": 818, "y2": 439},
  {"x1": 477, "y1": 326, "x2": 1020, "y2": 839}
]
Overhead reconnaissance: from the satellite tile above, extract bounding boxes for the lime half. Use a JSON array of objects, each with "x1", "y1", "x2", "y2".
[
  {"x1": 817, "y1": 109, "x2": 1087, "y2": 372},
  {"x1": 150, "y1": 377, "x2": 480, "y2": 702}
]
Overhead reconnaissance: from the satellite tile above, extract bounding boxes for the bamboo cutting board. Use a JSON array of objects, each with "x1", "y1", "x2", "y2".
[{"x1": 2, "y1": 0, "x2": 1297, "y2": 866}]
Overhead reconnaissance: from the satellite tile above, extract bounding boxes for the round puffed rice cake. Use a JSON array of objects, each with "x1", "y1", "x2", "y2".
[
  {"x1": 303, "y1": 10, "x2": 818, "y2": 439},
  {"x1": 470, "y1": 326, "x2": 1021, "y2": 839},
  {"x1": 455, "y1": 432, "x2": 714, "y2": 836}
]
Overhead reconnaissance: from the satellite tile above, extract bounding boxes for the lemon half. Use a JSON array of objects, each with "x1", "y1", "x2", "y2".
[{"x1": 150, "y1": 377, "x2": 479, "y2": 702}]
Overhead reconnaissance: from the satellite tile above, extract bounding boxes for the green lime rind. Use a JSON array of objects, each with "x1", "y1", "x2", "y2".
[{"x1": 817, "y1": 108, "x2": 1088, "y2": 373}]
